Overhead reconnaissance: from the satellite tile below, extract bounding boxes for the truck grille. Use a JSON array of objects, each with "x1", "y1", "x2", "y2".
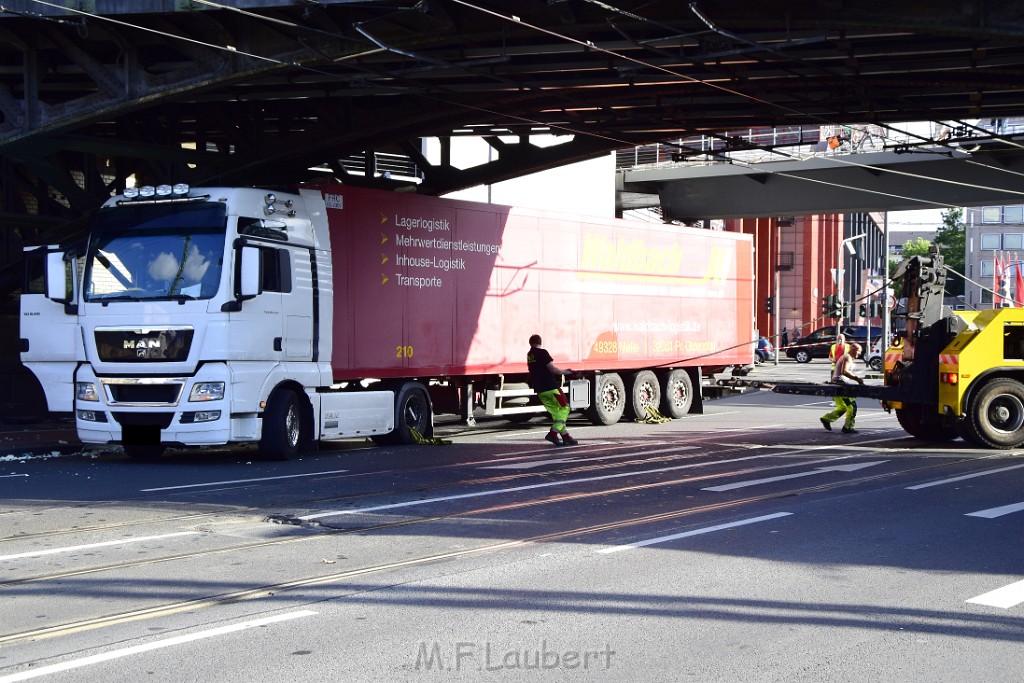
[
  {"x1": 106, "y1": 382, "x2": 184, "y2": 405},
  {"x1": 95, "y1": 328, "x2": 193, "y2": 362}
]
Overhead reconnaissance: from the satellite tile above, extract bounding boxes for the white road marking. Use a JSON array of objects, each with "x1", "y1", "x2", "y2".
[
  {"x1": 0, "y1": 531, "x2": 200, "y2": 562},
  {"x1": 905, "y1": 463, "x2": 1024, "y2": 490},
  {"x1": 966, "y1": 579, "x2": 1024, "y2": 609},
  {"x1": 141, "y1": 469, "x2": 350, "y2": 492},
  {"x1": 480, "y1": 445, "x2": 699, "y2": 470},
  {"x1": 480, "y1": 458, "x2": 578, "y2": 470},
  {"x1": 0, "y1": 474, "x2": 29, "y2": 478},
  {"x1": 701, "y1": 461, "x2": 888, "y2": 492},
  {"x1": 492, "y1": 442, "x2": 650, "y2": 458},
  {"x1": 597, "y1": 512, "x2": 793, "y2": 554},
  {"x1": 965, "y1": 501, "x2": 1024, "y2": 519},
  {"x1": 0, "y1": 610, "x2": 318, "y2": 683},
  {"x1": 299, "y1": 452, "x2": 781, "y2": 521}
]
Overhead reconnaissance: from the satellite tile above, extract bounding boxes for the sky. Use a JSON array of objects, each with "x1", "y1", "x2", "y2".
[{"x1": 887, "y1": 208, "x2": 945, "y2": 233}]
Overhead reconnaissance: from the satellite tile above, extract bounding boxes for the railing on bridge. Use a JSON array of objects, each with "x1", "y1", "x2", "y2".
[{"x1": 613, "y1": 121, "x2": 1023, "y2": 171}]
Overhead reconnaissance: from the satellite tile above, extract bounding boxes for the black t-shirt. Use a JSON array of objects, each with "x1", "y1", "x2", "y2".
[{"x1": 527, "y1": 346, "x2": 559, "y2": 393}]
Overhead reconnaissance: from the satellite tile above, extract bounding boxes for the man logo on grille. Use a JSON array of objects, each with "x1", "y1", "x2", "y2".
[{"x1": 124, "y1": 339, "x2": 161, "y2": 349}]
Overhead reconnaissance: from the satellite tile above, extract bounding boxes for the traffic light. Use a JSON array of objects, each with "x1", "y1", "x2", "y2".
[
  {"x1": 822, "y1": 294, "x2": 835, "y2": 316},
  {"x1": 764, "y1": 295, "x2": 774, "y2": 315},
  {"x1": 858, "y1": 303, "x2": 867, "y2": 317},
  {"x1": 870, "y1": 301, "x2": 882, "y2": 317}
]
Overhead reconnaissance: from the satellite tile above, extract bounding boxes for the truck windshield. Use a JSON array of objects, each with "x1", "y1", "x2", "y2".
[{"x1": 83, "y1": 202, "x2": 227, "y2": 302}]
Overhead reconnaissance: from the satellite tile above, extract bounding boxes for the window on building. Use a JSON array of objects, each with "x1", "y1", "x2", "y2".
[
  {"x1": 981, "y1": 234, "x2": 1001, "y2": 250},
  {"x1": 1005, "y1": 206, "x2": 1024, "y2": 224},
  {"x1": 983, "y1": 207, "x2": 1003, "y2": 223},
  {"x1": 1005, "y1": 233, "x2": 1024, "y2": 250},
  {"x1": 981, "y1": 289, "x2": 993, "y2": 305},
  {"x1": 981, "y1": 260, "x2": 995, "y2": 277}
]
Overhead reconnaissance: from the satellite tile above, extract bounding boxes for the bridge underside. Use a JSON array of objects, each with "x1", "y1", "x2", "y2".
[
  {"x1": 619, "y1": 137, "x2": 1024, "y2": 221},
  {"x1": 2, "y1": 0, "x2": 1024, "y2": 246}
]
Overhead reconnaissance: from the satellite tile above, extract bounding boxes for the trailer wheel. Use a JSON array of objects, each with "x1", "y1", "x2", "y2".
[
  {"x1": 868, "y1": 356, "x2": 883, "y2": 372},
  {"x1": 895, "y1": 403, "x2": 958, "y2": 442},
  {"x1": 794, "y1": 349, "x2": 812, "y2": 364},
  {"x1": 626, "y1": 370, "x2": 661, "y2": 420},
  {"x1": 660, "y1": 369, "x2": 693, "y2": 419},
  {"x1": 259, "y1": 388, "x2": 303, "y2": 460},
  {"x1": 586, "y1": 373, "x2": 625, "y2": 425},
  {"x1": 373, "y1": 382, "x2": 432, "y2": 445},
  {"x1": 963, "y1": 378, "x2": 1024, "y2": 449}
]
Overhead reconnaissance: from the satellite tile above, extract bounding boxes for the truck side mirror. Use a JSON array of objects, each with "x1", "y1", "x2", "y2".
[
  {"x1": 238, "y1": 245, "x2": 262, "y2": 298},
  {"x1": 45, "y1": 251, "x2": 70, "y2": 303}
]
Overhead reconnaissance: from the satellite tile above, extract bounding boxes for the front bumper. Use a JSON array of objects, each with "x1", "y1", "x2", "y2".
[{"x1": 74, "y1": 364, "x2": 257, "y2": 447}]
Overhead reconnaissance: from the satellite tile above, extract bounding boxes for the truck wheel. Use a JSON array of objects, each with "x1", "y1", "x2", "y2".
[
  {"x1": 794, "y1": 350, "x2": 811, "y2": 364},
  {"x1": 373, "y1": 382, "x2": 432, "y2": 445},
  {"x1": 660, "y1": 369, "x2": 693, "y2": 419},
  {"x1": 259, "y1": 388, "x2": 303, "y2": 460},
  {"x1": 586, "y1": 373, "x2": 625, "y2": 425},
  {"x1": 868, "y1": 356, "x2": 883, "y2": 372},
  {"x1": 963, "y1": 378, "x2": 1024, "y2": 449},
  {"x1": 626, "y1": 370, "x2": 661, "y2": 420},
  {"x1": 895, "y1": 403, "x2": 958, "y2": 441}
]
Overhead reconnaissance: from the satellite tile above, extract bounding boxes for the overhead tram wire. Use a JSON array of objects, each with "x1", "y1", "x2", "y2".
[
  {"x1": 18, "y1": 0, "x2": 1020, "y2": 213},
  {"x1": 446, "y1": 0, "x2": 1024, "y2": 203}
]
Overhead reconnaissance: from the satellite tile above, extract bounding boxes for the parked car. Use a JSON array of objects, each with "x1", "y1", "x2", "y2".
[
  {"x1": 755, "y1": 336, "x2": 775, "y2": 365},
  {"x1": 863, "y1": 337, "x2": 884, "y2": 371},
  {"x1": 785, "y1": 325, "x2": 882, "y2": 364}
]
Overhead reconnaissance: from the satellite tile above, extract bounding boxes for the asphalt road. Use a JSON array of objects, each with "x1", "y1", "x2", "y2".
[{"x1": 1, "y1": 361, "x2": 1022, "y2": 682}]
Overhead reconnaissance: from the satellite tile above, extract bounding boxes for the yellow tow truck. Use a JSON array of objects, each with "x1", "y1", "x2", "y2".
[{"x1": 725, "y1": 249, "x2": 1024, "y2": 449}]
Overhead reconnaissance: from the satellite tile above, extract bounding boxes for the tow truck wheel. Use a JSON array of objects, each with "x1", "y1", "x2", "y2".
[
  {"x1": 964, "y1": 377, "x2": 1024, "y2": 449},
  {"x1": 794, "y1": 350, "x2": 811, "y2": 364},
  {"x1": 586, "y1": 373, "x2": 625, "y2": 425},
  {"x1": 895, "y1": 403, "x2": 959, "y2": 442},
  {"x1": 660, "y1": 369, "x2": 693, "y2": 419},
  {"x1": 626, "y1": 370, "x2": 662, "y2": 420},
  {"x1": 259, "y1": 388, "x2": 303, "y2": 460}
]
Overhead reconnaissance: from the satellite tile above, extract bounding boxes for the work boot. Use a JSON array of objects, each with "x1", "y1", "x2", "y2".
[
  {"x1": 545, "y1": 431, "x2": 561, "y2": 446},
  {"x1": 820, "y1": 417, "x2": 832, "y2": 432},
  {"x1": 841, "y1": 426, "x2": 856, "y2": 434},
  {"x1": 561, "y1": 433, "x2": 578, "y2": 446}
]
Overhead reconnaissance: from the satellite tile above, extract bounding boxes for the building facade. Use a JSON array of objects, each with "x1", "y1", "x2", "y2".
[
  {"x1": 726, "y1": 212, "x2": 886, "y2": 346},
  {"x1": 965, "y1": 204, "x2": 1024, "y2": 308}
]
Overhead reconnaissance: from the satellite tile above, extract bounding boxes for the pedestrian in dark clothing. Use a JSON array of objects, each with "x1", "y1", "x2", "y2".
[{"x1": 527, "y1": 334, "x2": 578, "y2": 446}]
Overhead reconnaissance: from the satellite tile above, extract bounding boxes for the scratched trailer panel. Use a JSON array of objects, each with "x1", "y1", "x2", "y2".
[{"x1": 321, "y1": 184, "x2": 753, "y2": 380}]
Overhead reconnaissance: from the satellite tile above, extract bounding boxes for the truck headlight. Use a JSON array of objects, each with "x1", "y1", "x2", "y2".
[
  {"x1": 190, "y1": 382, "x2": 225, "y2": 402},
  {"x1": 76, "y1": 382, "x2": 99, "y2": 402}
]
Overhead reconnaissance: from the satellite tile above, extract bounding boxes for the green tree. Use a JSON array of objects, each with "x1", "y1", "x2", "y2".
[
  {"x1": 900, "y1": 236, "x2": 932, "y2": 258},
  {"x1": 933, "y1": 207, "x2": 966, "y2": 296},
  {"x1": 889, "y1": 236, "x2": 932, "y2": 280}
]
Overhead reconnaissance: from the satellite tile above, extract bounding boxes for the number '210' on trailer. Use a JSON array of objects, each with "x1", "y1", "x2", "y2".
[{"x1": 21, "y1": 183, "x2": 754, "y2": 459}]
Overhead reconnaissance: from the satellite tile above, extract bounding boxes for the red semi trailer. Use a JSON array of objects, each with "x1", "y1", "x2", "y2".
[
  {"x1": 323, "y1": 184, "x2": 754, "y2": 429},
  {"x1": 22, "y1": 182, "x2": 754, "y2": 458}
]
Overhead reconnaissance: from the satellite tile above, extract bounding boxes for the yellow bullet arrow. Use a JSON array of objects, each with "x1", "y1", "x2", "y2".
[
  {"x1": 380, "y1": 212, "x2": 388, "y2": 225},
  {"x1": 381, "y1": 274, "x2": 389, "y2": 285},
  {"x1": 381, "y1": 253, "x2": 389, "y2": 265},
  {"x1": 380, "y1": 233, "x2": 389, "y2": 245}
]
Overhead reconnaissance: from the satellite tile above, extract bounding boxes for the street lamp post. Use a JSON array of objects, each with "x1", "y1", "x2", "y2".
[{"x1": 836, "y1": 233, "x2": 867, "y2": 331}]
